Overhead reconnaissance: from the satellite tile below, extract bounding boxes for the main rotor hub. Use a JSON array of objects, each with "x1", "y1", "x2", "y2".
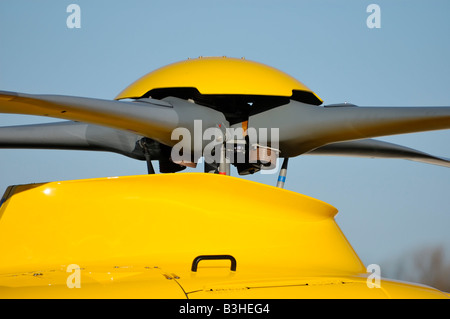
[
  {"x1": 115, "y1": 56, "x2": 322, "y2": 124},
  {"x1": 116, "y1": 56, "x2": 321, "y2": 102}
]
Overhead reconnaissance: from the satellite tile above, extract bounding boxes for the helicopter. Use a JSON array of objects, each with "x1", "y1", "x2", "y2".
[{"x1": 0, "y1": 56, "x2": 449, "y2": 299}]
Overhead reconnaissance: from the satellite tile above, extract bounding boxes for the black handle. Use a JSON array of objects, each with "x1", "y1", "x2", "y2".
[{"x1": 191, "y1": 255, "x2": 237, "y2": 272}]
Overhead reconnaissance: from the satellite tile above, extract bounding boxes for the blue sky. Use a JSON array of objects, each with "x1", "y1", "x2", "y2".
[{"x1": 1, "y1": 0, "x2": 449, "y2": 278}]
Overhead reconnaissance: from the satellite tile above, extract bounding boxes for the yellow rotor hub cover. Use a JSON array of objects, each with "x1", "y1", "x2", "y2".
[{"x1": 115, "y1": 56, "x2": 322, "y2": 104}]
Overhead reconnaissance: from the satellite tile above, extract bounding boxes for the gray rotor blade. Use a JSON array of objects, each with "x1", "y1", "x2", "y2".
[
  {"x1": 308, "y1": 139, "x2": 450, "y2": 168},
  {"x1": 0, "y1": 121, "x2": 146, "y2": 160},
  {"x1": 248, "y1": 100, "x2": 450, "y2": 157},
  {"x1": 0, "y1": 91, "x2": 228, "y2": 152}
]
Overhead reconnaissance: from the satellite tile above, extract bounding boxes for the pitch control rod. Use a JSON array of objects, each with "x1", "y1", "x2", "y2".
[
  {"x1": 140, "y1": 140, "x2": 156, "y2": 174},
  {"x1": 276, "y1": 158, "x2": 289, "y2": 188}
]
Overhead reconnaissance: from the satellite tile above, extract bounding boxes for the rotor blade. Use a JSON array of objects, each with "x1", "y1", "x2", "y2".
[
  {"x1": 307, "y1": 139, "x2": 450, "y2": 168},
  {"x1": 0, "y1": 121, "x2": 146, "y2": 160},
  {"x1": 248, "y1": 100, "x2": 450, "y2": 157},
  {"x1": 0, "y1": 91, "x2": 228, "y2": 152}
]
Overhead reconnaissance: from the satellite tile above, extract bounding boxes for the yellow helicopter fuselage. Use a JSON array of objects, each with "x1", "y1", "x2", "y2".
[{"x1": 0, "y1": 173, "x2": 447, "y2": 298}]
